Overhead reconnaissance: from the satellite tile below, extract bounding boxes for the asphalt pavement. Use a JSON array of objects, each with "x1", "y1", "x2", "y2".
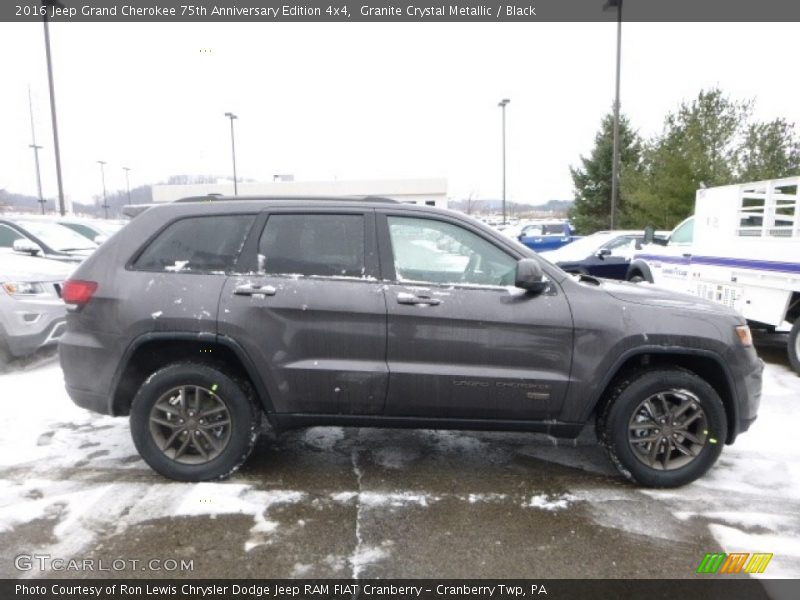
[{"x1": 0, "y1": 336, "x2": 797, "y2": 580}]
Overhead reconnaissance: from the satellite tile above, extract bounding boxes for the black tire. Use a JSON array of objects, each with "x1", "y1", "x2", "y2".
[
  {"x1": 629, "y1": 275, "x2": 645, "y2": 283},
  {"x1": 130, "y1": 362, "x2": 259, "y2": 481},
  {"x1": 597, "y1": 368, "x2": 727, "y2": 488},
  {"x1": 789, "y1": 320, "x2": 800, "y2": 376}
]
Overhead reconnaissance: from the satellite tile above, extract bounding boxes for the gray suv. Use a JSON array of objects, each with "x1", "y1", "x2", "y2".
[{"x1": 59, "y1": 197, "x2": 763, "y2": 487}]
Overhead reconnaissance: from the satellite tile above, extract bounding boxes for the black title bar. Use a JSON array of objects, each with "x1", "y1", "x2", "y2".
[
  {"x1": 5, "y1": 0, "x2": 800, "y2": 22},
  {"x1": 5, "y1": 579, "x2": 800, "y2": 600}
]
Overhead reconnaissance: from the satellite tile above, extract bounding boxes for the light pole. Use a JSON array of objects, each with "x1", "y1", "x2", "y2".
[
  {"x1": 97, "y1": 160, "x2": 109, "y2": 219},
  {"x1": 43, "y1": 1, "x2": 66, "y2": 216},
  {"x1": 28, "y1": 87, "x2": 46, "y2": 215},
  {"x1": 604, "y1": 0, "x2": 623, "y2": 229},
  {"x1": 498, "y1": 98, "x2": 510, "y2": 225},
  {"x1": 224, "y1": 112, "x2": 238, "y2": 195},
  {"x1": 122, "y1": 166, "x2": 132, "y2": 204}
]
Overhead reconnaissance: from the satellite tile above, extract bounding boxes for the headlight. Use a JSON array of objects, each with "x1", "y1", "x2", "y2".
[
  {"x1": 735, "y1": 325, "x2": 753, "y2": 347},
  {"x1": 1, "y1": 282, "x2": 46, "y2": 296}
]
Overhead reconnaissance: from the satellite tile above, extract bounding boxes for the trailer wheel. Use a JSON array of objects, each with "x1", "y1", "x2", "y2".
[{"x1": 789, "y1": 320, "x2": 800, "y2": 376}]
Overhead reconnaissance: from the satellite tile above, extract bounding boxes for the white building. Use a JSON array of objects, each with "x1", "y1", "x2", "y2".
[{"x1": 151, "y1": 178, "x2": 448, "y2": 208}]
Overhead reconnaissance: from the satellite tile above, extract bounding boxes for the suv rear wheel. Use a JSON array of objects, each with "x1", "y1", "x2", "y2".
[
  {"x1": 130, "y1": 363, "x2": 259, "y2": 481},
  {"x1": 597, "y1": 368, "x2": 727, "y2": 487}
]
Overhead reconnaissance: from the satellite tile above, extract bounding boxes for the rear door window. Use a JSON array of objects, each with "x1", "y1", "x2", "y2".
[
  {"x1": 258, "y1": 214, "x2": 365, "y2": 278},
  {"x1": 133, "y1": 214, "x2": 256, "y2": 273}
]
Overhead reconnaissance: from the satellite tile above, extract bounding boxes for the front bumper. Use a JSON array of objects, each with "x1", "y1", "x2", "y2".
[
  {"x1": 0, "y1": 292, "x2": 67, "y2": 358},
  {"x1": 4, "y1": 320, "x2": 66, "y2": 357},
  {"x1": 727, "y1": 349, "x2": 763, "y2": 443}
]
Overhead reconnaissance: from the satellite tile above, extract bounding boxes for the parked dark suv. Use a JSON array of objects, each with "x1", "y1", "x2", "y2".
[{"x1": 59, "y1": 197, "x2": 763, "y2": 487}]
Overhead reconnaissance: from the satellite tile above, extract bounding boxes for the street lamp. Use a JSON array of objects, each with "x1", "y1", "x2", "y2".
[
  {"x1": 97, "y1": 160, "x2": 109, "y2": 219},
  {"x1": 498, "y1": 98, "x2": 510, "y2": 225},
  {"x1": 122, "y1": 166, "x2": 132, "y2": 204},
  {"x1": 604, "y1": 0, "x2": 623, "y2": 229},
  {"x1": 42, "y1": 0, "x2": 66, "y2": 216},
  {"x1": 28, "y1": 87, "x2": 45, "y2": 215},
  {"x1": 224, "y1": 112, "x2": 239, "y2": 195}
]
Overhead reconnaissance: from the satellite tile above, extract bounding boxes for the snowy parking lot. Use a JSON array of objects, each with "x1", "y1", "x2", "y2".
[{"x1": 1, "y1": 339, "x2": 799, "y2": 580}]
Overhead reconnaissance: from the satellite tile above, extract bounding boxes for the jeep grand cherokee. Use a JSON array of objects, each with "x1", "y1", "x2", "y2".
[{"x1": 59, "y1": 196, "x2": 763, "y2": 487}]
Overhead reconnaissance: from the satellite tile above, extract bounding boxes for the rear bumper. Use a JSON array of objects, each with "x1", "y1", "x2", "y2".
[
  {"x1": 65, "y1": 385, "x2": 112, "y2": 414},
  {"x1": 59, "y1": 326, "x2": 121, "y2": 415}
]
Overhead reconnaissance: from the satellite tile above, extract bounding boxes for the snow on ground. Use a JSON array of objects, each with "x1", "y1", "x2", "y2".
[
  {"x1": 0, "y1": 357, "x2": 799, "y2": 578},
  {"x1": 641, "y1": 363, "x2": 800, "y2": 577}
]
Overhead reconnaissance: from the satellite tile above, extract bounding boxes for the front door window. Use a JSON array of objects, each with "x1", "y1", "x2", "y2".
[{"x1": 387, "y1": 217, "x2": 517, "y2": 286}]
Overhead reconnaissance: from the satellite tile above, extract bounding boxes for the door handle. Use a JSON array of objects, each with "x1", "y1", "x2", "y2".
[
  {"x1": 682, "y1": 253, "x2": 692, "y2": 258},
  {"x1": 397, "y1": 292, "x2": 441, "y2": 306},
  {"x1": 234, "y1": 283, "x2": 277, "y2": 296}
]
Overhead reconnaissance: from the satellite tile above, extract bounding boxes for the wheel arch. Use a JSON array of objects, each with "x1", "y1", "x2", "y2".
[
  {"x1": 110, "y1": 333, "x2": 275, "y2": 418},
  {"x1": 626, "y1": 260, "x2": 654, "y2": 283},
  {"x1": 588, "y1": 348, "x2": 739, "y2": 444}
]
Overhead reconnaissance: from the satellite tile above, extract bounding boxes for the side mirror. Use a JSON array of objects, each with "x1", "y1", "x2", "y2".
[
  {"x1": 643, "y1": 225, "x2": 655, "y2": 245},
  {"x1": 93, "y1": 234, "x2": 108, "y2": 245},
  {"x1": 515, "y1": 258, "x2": 548, "y2": 293},
  {"x1": 596, "y1": 248, "x2": 612, "y2": 259},
  {"x1": 13, "y1": 238, "x2": 42, "y2": 256}
]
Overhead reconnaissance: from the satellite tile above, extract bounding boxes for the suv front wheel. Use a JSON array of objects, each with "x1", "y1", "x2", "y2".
[
  {"x1": 598, "y1": 368, "x2": 727, "y2": 488},
  {"x1": 130, "y1": 363, "x2": 259, "y2": 481}
]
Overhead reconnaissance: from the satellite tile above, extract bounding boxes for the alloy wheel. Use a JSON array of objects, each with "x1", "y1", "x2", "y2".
[
  {"x1": 627, "y1": 389, "x2": 709, "y2": 471},
  {"x1": 148, "y1": 385, "x2": 232, "y2": 464}
]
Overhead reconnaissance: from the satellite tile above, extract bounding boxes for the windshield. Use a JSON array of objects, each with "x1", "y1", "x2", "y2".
[{"x1": 16, "y1": 220, "x2": 97, "y2": 251}]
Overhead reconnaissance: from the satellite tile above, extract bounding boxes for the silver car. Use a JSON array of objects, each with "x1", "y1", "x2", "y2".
[{"x1": 0, "y1": 249, "x2": 73, "y2": 366}]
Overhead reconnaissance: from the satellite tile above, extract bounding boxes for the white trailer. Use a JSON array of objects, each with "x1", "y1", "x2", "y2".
[{"x1": 627, "y1": 177, "x2": 800, "y2": 373}]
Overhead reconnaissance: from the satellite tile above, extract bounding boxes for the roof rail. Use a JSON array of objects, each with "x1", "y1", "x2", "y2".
[{"x1": 173, "y1": 195, "x2": 399, "y2": 204}]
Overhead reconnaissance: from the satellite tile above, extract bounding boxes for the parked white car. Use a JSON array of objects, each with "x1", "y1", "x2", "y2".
[{"x1": 0, "y1": 250, "x2": 74, "y2": 367}]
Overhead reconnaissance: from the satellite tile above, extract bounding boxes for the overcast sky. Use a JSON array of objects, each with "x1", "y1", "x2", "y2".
[{"x1": 1, "y1": 22, "x2": 798, "y2": 206}]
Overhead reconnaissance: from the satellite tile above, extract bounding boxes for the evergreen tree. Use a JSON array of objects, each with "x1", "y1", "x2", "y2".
[
  {"x1": 624, "y1": 88, "x2": 749, "y2": 229},
  {"x1": 737, "y1": 118, "x2": 800, "y2": 182},
  {"x1": 568, "y1": 112, "x2": 641, "y2": 233}
]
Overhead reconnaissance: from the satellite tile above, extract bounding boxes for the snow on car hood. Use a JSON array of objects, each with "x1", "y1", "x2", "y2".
[
  {"x1": 0, "y1": 250, "x2": 75, "y2": 281},
  {"x1": 597, "y1": 278, "x2": 740, "y2": 318}
]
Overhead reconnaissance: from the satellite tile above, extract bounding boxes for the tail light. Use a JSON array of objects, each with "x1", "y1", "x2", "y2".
[{"x1": 62, "y1": 280, "x2": 98, "y2": 305}]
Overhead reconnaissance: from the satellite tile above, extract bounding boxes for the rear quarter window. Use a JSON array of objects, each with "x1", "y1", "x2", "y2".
[{"x1": 132, "y1": 214, "x2": 256, "y2": 273}]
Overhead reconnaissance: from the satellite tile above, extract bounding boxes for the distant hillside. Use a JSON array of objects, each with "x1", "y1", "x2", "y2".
[
  {"x1": 535, "y1": 199, "x2": 573, "y2": 213},
  {"x1": 450, "y1": 198, "x2": 573, "y2": 215},
  {"x1": 0, "y1": 186, "x2": 152, "y2": 217}
]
